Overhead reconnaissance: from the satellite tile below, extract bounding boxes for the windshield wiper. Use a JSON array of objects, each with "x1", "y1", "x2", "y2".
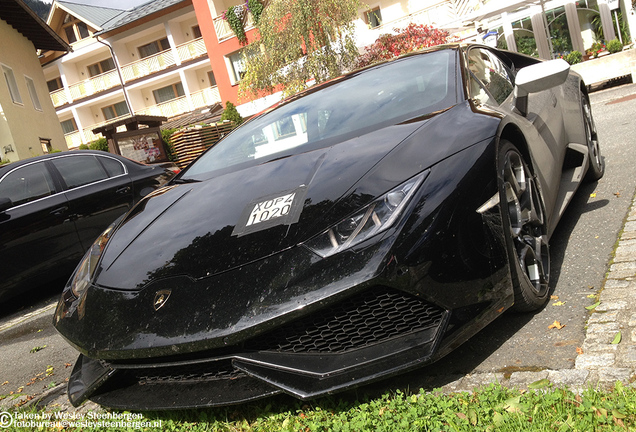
[{"x1": 173, "y1": 178, "x2": 201, "y2": 184}]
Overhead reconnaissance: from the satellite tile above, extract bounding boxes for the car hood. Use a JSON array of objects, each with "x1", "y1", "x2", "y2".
[{"x1": 95, "y1": 103, "x2": 492, "y2": 290}]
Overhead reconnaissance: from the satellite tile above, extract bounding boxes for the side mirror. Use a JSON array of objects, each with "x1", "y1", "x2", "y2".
[
  {"x1": 514, "y1": 59, "x2": 570, "y2": 116},
  {"x1": 0, "y1": 197, "x2": 12, "y2": 212}
]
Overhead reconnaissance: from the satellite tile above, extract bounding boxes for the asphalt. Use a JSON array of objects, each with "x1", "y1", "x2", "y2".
[{"x1": 2, "y1": 86, "x2": 635, "y2": 416}]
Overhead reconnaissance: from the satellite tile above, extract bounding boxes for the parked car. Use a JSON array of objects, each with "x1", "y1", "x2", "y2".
[
  {"x1": 0, "y1": 150, "x2": 174, "y2": 302},
  {"x1": 54, "y1": 44, "x2": 603, "y2": 410}
]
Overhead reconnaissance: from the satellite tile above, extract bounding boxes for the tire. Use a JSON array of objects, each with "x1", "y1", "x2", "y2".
[
  {"x1": 582, "y1": 97, "x2": 604, "y2": 181},
  {"x1": 499, "y1": 141, "x2": 550, "y2": 312}
]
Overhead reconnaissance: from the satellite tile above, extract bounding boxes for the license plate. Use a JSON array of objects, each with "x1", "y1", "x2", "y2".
[{"x1": 246, "y1": 192, "x2": 295, "y2": 227}]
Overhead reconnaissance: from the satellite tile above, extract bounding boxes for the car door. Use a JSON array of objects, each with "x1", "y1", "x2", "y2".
[
  {"x1": 0, "y1": 161, "x2": 84, "y2": 301},
  {"x1": 49, "y1": 154, "x2": 134, "y2": 249}
]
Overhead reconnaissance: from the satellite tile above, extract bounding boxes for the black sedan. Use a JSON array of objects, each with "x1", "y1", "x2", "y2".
[
  {"x1": 0, "y1": 150, "x2": 174, "y2": 303},
  {"x1": 54, "y1": 44, "x2": 603, "y2": 410}
]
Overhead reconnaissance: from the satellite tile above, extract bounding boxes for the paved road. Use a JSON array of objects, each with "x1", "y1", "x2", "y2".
[{"x1": 1, "y1": 83, "x2": 635, "y2": 407}]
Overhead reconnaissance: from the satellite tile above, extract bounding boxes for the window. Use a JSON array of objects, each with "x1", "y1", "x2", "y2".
[
  {"x1": 152, "y1": 83, "x2": 184, "y2": 104},
  {"x1": 40, "y1": 138, "x2": 52, "y2": 154},
  {"x1": 98, "y1": 156, "x2": 125, "y2": 176},
  {"x1": 101, "y1": 101, "x2": 129, "y2": 120},
  {"x1": 0, "y1": 162, "x2": 55, "y2": 207},
  {"x1": 51, "y1": 155, "x2": 108, "y2": 189},
  {"x1": 87, "y1": 58, "x2": 115, "y2": 77},
  {"x1": 62, "y1": 13, "x2": 90, "y2": 44},
  {"x1": 228, "y1": 51, "x2": 246, "y2": 83},
  {"x1": 192, "y1": 25, "x2": 202, "y2": 38},
  {"x1": 208, "y1": 71, "x2": 217, "y2": 87},
  {"x1": 47, "y1": 77, "x2": 63, "y2": 92},
  {"x1": 2, "y1": 65, "x2": 22, "y2": 104},
  {"x1": 138, "y1": 38, "x2": 170, "y2": 59},
  {"x1": 366, "y1": 7, "x2": 382, "y2": 28},
  {"x1": 467, "y1": 48, "x2": 514, "y2": 105},
  {"x1": 25, "y1": 77, "x2": 42, "y2": 111},
  {"x1": 60, "y1": 119, "x2": 78, "y2": 135}
]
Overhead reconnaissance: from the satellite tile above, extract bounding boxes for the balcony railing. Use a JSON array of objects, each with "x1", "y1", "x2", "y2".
[
  {"x1": 50, "y1": 88, "x2": 69, "y2": 108},
  {"x1": 121, "y1": 49, "x2": 176, "y2": 82},
  {"x1": 176, "y1": 37, "x2": 208, "y2": 63},
  {"x1": 136, "y1": 96, "x2": 190, "y2": 118},
  {"x1": 68, "y1": 70, "x2": 121, "y2": 101},
  {"x1": 190, "y1": 86, "x2": 221, "y2": 108},
  {"x1": 213, "y1": 11, "x2": 255, "y2": 42}
]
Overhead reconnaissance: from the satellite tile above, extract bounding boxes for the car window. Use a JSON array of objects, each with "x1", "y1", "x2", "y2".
[
  {"x1": 98, "y1": 156, "x2": 126, "y2": 177},
  {"x1": 185, "y1": 49, "x2": 457, "y2": 178},
  {"x1": 51, "y1": 155, "x2": 109, "y2": 189},
  {"x1": 467, "y1": 48, "x2": 514, "y2": 105},
  {"x1": 0, "y1": 162, "x2": 56, "y2": 207}
]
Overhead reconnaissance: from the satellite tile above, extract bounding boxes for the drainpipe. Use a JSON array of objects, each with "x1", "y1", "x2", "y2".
[{"x1": 95, "y1": 35, "x2": 134, "y2": 116}]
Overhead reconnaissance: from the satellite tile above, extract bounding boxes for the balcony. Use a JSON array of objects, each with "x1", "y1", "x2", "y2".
[
  {"x1": 63, "y1": 114, "x2": 132, "y2": 149},
  {"x1": 50, "y1": 88, "x2": 69, "y2": 108},
  {"x1": 213, "y1": 11, "x2": 255, "y2": 42},
  {"x1": 68, "y1": 69, "x2": 121, "y2": 101},
  {"x1": 176, "y1": 37, "x2": 208, "y2": 63},
  {"x1": 190, "y1": 86, "x2": 221, "y2": 108},
  {"x1": 121, "y1": 49, "x2": 176, "y2": 82}
]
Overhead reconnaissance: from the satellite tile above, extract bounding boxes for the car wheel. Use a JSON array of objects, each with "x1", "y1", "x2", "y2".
[
  {"x1": 582, "y1": 97, "x2": 604, "y2": 181},
  {"x1": 499, "y1": 141, "x2": 550, "y2": 312}
]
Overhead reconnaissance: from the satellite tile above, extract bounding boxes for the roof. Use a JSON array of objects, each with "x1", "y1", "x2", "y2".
[
  {"x1": 99, "y1": 0, "x2": 189, "y2": 33},
  {"x1": 0, "y1": 0, "x2": 70, "y2": 52},
  {"x1": 55, "y1": 1, "x2": 126, "y2": 30}
]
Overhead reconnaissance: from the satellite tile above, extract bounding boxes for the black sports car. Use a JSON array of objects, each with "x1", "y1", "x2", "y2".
[
  {"x1": 54, "y1": 44, "x2": 603, "y2": 410},
  {"x1": 0, "y1": 151, "x2": 175, "y2": 303}
]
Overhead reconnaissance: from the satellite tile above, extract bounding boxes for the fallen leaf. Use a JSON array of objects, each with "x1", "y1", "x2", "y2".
[
  {"x1": 585, "y1": 301, "x2": 600, "y2": 310},
  {"x1": 611, "y1": 332, "x2": 622, "y2": 345},
  {"x1": 552, "y1": 301, "x2": 566, "y2": 306},
  {"x1": 576, "y1": 347, "x2": 584, "y2": 355},
  {"x1": 550, "y1": 295, "x2": 559, "y2": 300},
  {"x1": 528, "y1": 379, "x2": 550, "y2": 389},
  {"x1": 549, "y1": 320, "x2": 565, "y2": 329},
  {"x1": 612, "y1": 409, "x2": 626, "y2": 419},
  {"x1": 614, "y1": 192, "x2": 621, "y2": 198},
  {"x1": 587, "y1": 294, "x2": 597, "y2": 298},
  {"x1": 64, "y1": 363, "x2": 72, "y2": 368},
  {"x1": 590, "y1": 192, "x2": 597, "y2": 198},
  {"x1": 1, "y1": 381, "x2": 7, "y2": 386}
]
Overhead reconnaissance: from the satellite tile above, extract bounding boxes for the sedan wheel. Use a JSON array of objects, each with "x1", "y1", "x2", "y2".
[
  {"x1": 500, "y1": 141, "x2": 550, "y2": 312},
  {"x1": 582, "y1": 97, "x2": 604, "y2": 181}
]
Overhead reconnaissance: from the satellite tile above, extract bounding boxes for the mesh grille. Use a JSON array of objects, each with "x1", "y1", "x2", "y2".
[
  {"x1": 246, "y1": 287, "x2": 445, "y2": 353},
  {"x1": 118, "y1": 360, "x2": 245, "y2": 385}
]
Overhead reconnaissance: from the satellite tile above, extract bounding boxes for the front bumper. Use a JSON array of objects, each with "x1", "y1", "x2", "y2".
[{"x1": 68, "y1": 285, "x2": 450, "y2": 409}]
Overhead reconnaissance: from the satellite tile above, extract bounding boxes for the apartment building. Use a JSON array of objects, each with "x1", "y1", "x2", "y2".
[
  {"x1": 41, "y1": 0, "x2": 219, "y2": 150},
  {"x1": 189, "y1": 0, "x2": 489, "y2": 116},
  {"x1": 1, "y1": 0, "x2": 70, "y2": 163}
]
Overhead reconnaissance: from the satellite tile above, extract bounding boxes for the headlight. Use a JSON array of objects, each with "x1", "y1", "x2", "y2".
[
  {"x1": 70, "y1": 220, "x2": 118, "y2": 297},
  {"x1": 303, "y1": 172, "x2": 427, "y2": 258}
]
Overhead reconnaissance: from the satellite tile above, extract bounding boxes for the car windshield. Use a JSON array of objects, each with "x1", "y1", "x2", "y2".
[{"x1": 185, "y1": 49, "x2": 457, "y2": 178}]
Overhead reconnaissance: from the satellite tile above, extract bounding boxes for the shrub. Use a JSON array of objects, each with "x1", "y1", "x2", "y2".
[
  {"x1": 220, "y1": 101, "x2": 243, "y2": 126},
  {"x1": 564, "y1": 50, "x2": 582, "y2": 65},
  {"x1": 88, "y1": 137, "x2": 109, "y2": 152},
  {"x1": 161, "y1": 128, "x2": 178, "y2": 162},
  {"x1": 607, "y1": 38, "x2": 623, "y2": 54},
  {"x1": 78, "y1": 144, "x2": 89, "y2": 150}
]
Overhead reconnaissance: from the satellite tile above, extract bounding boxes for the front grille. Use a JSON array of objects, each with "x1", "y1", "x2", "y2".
[
  {"x1": 116, "y1": 359, "x2": 245, "y2": 385},
  {"x1": 246, "y1": 286, "x2": 445, "y2": 353}
]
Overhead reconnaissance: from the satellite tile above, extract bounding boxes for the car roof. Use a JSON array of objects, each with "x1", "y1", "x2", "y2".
[{"x1": 0, "y1": 151, "x2": 132, "y2": 175}]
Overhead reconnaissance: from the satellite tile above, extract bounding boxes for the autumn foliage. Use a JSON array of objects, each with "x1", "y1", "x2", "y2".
[{"x1": 356, "y1": 23, "x2": 453, "y2": 68}]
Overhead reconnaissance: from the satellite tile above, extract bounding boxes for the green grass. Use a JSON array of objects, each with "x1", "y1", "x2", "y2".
[{"x1": 3, "y1": 382, "x2": 635, "y2": 431}]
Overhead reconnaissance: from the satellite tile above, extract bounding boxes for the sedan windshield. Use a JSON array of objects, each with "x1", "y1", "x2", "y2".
[{"x1": 185, "y1": 49, "x2": 457, "y2": 178}]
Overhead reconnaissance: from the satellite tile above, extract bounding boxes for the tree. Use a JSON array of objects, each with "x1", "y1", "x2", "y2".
[
  {"x1": 356, "y1": 23, "x2": 452, "y2": 68},
  {"x1": 238, "y1": 0, "x2": 362, "y2": 99}
]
